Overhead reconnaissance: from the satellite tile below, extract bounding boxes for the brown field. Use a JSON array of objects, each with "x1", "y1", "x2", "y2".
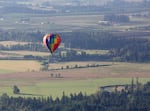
[
  {"x1": 0, "y1": 62, "x2": 150, "y2": 86},
  {"x1": 0, "y1": 60, "x2": 41, "y2": 72},
  {"x1": 1, "y1": 67, "x2": 150, "y2": 80}
]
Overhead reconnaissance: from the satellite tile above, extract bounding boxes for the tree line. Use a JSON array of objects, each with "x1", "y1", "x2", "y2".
[
  {"x1": 0, "y1": 81, "x2": 150, "y2": 111},
  {"x1": 104, "y1": 14, "x2": 130, "y2": 23},
  {"x1": 0, "y1": 30, "x2": 149, "y2": 50},
  {"x1": 109, "y1": 38, "x2": 150, "y2": 62}
]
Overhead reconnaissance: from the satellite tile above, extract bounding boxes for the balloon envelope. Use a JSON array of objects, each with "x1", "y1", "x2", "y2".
[{"x1": 43, "y1": 34, "x2": 61, "y2": 53}]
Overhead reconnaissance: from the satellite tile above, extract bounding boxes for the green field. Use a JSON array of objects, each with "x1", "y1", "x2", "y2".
[{"x1": 0, "y1": 78, "x2": 150, "y2": 98}]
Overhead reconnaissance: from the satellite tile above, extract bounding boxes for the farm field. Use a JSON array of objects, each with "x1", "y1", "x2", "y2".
[
  {"x1": 0, "y1": 60, "x2": 41, "y2": 73},
  {"x1": 0, "y1": 60, "x2": 149, "y2": 98},
  {"x1": 0, "y1": 51, "x2": 49, "y2": 58},
  {"x1": 0, "y1": 78, "x2": 149, "y2": 98},
  {"x1": 0, "y1": 41, "x2": 30, "y2": 46},
  {"x1": 1, "y1": 13, "x2": 150, "y2": 32},
  {"x1": 0, "y1": 14, "x2": 104, "y2": 32}
]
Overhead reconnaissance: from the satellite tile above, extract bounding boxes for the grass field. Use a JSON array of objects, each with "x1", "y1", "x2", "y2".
[
  {"x1": 0, "y1": 60, "x2": 41, "y2": 73},
  {"x1": 0, "y1": 78, "x2": 149, "y2": 98},
  {"x1": 0, "y1": 51, "x2": 49, "y2": 57},
  {"x1": 0, "y1": 60, "x2": 150, "y2": 98}
]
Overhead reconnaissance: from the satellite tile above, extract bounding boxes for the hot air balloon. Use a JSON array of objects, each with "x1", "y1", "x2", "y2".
[{"x1": 43, "y1": 34, "x2": 61, "y2": 54}]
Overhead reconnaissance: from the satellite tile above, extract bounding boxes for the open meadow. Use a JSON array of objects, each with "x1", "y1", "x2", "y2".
[{"x1": 0, "y1": 60, "x2": 150, "y2": 98}]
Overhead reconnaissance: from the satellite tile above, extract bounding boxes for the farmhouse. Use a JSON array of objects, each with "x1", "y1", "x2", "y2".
[
  {"x1": 100, "y1": 84, "x2": 137, "y2": 92},
  {"x1": 98, "y1": 20, "x2": 111, "y2": 26},
  {"x1": 100, "y1": 77, "x2": 141, "y2": 92}
]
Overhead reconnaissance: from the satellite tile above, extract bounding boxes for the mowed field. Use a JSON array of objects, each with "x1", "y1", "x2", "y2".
[{"x1": 0, "y1": 60, "x2": 150, "y2": 98}]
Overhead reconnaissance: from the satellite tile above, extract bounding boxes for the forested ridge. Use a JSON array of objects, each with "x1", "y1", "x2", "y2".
[
  {"x1": 0, "y1": 81, "x2": 150, "y2": 111},
  {"x1": 0, "y1": 30, "x2": 149, "y2": 62}
]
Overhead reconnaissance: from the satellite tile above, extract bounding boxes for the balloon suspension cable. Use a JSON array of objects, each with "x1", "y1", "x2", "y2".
[
  {"x1": 48, "y1": 53, "x2": 52, "y2": 63},
  {"x1": 46, "y1": 53, "x2": 52, "y2": 71}
]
